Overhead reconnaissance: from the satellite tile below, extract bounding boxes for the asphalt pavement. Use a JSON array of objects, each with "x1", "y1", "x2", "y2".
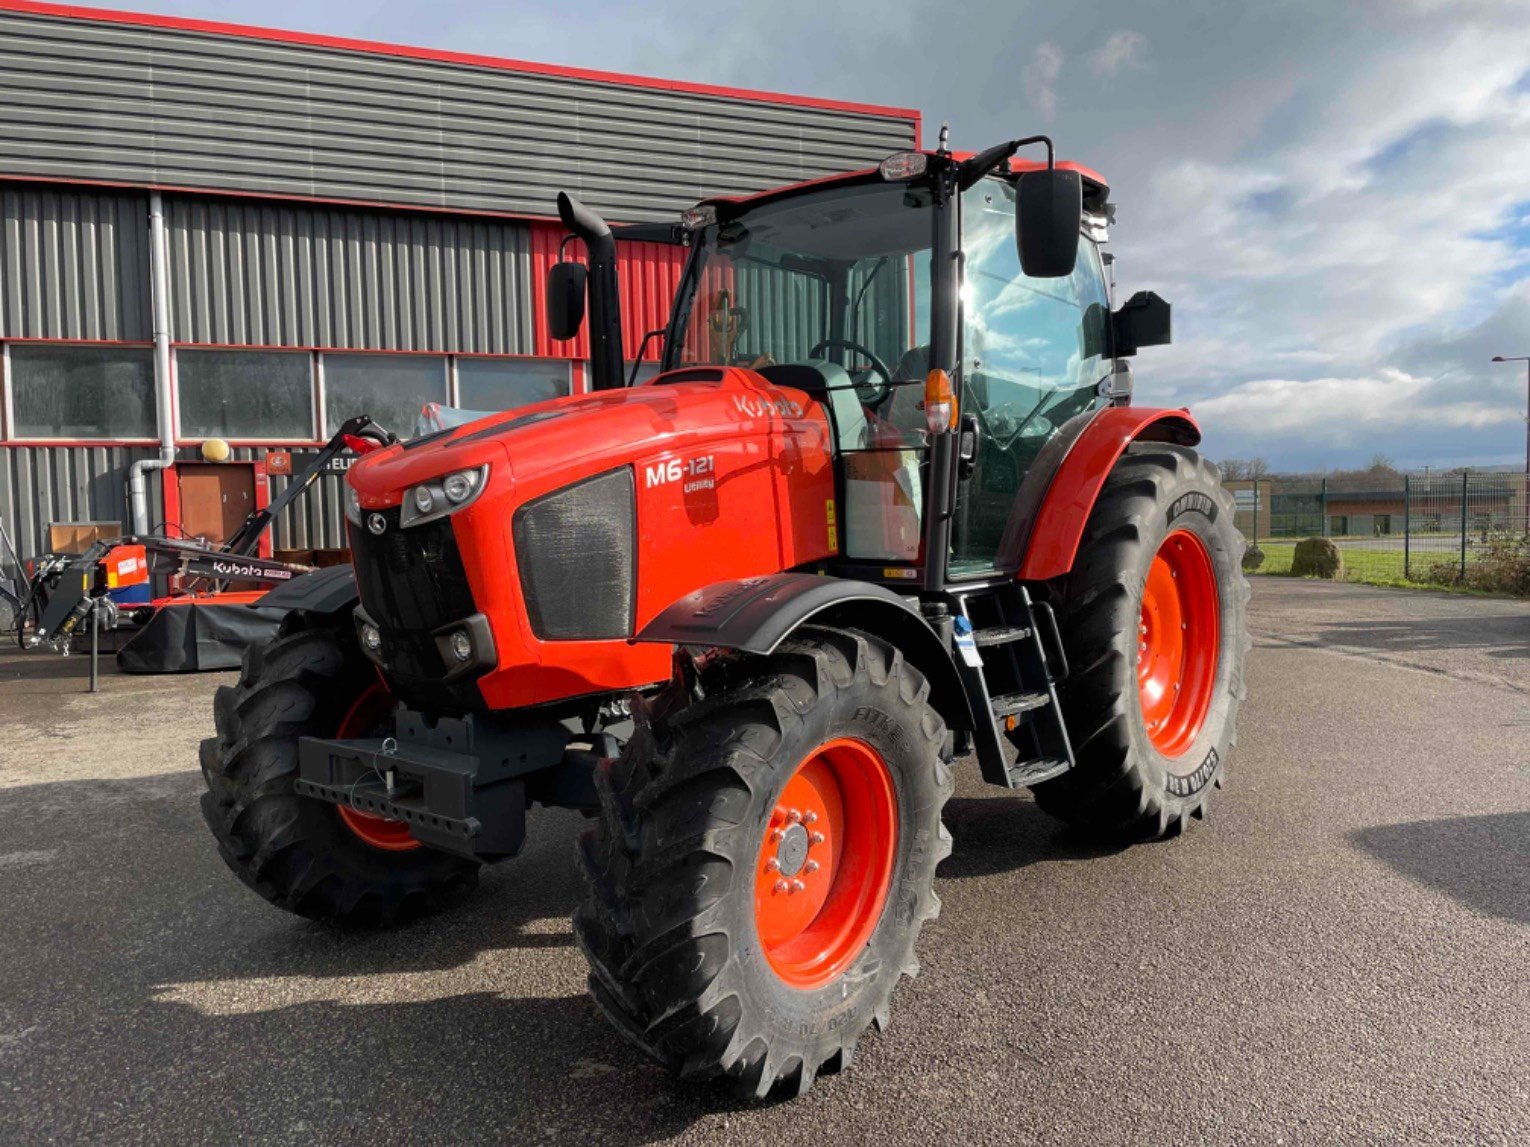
[{"x1": 1, "y1": 578, "x2": 1526, "y2": 1145}]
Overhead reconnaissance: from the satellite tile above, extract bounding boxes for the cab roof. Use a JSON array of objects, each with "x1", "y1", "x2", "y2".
[{"x1": 700, "y1": 150, "x2": 1110, "y2": 215}]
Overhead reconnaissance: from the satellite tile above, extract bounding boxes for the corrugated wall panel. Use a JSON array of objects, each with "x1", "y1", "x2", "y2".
[
  {"x1": 167, "y1": 198, "x2": 535, "y2": 353},
  {"x1": 0, "y1": 184, "x2": 152, "y2": 340},
  {"x1": 0, "y1": 445, "x2": 163, "y2": 559},
  {"x1": 228, "y1": 448, "x2": 351, "y2": 550},
  {"x1": 0, "y1": 9, "x2": 918, "y2": 224},
  {"x1": 0, "y1": 445, "x2": 349, "y2": 565}
]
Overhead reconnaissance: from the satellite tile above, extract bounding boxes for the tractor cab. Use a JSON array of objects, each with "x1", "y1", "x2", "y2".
[{"x1": 550, "y1": 140, "x2": 1170, "y2": 592}]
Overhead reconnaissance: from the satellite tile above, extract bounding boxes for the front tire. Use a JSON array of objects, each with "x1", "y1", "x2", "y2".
[
  {"x1": 199, "y1": 612, "x2": 479, "y2": 926},
  {"x1": 1032, "y1": 444, "x2": 1250, "y2": 839},
  {"x1": 573, "y1": 629, "x2": 953, "y2": 1098}
]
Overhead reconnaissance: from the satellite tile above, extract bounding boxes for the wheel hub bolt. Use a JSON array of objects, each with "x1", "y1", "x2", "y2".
[
  {"x1": 773, "y1": 879, "x2": 789, "y2": 894},
  {"x1": 787, "y1": 808, "x2": 803, "y2": 824},
  {"x1": 804, "y1": 860, "x2": 820, "y2": 874},
  {"x1": 789, "y1": 879, "x2": 805, "y2": 894},
  {"x1": 809, "y1": 831, "x2": 825, "y2": 846},
  {"x1": 765, "y1": 857, "x2": 781, "y2": 872},
  {"x1": 804, "y1": 811, "x2": 818, "y2": 825}
]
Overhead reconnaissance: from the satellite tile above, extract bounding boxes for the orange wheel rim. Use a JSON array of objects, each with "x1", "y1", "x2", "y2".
[
  {"x1": 1138, "y1": 529, "x2": 1220, "y2": 758},
  {"x1": 753, "y1": 737, "x2": 897, "y2": 990},
  {"x1": 333, "y1": 680, "x2": 421, "y2": 852}
]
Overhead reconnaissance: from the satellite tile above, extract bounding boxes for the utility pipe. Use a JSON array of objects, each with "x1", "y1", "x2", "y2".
[{"x1": 128, "y1": 191, "x2": 177, "y2": 534}]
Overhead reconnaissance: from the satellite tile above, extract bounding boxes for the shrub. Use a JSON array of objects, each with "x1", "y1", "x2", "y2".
[{"x1": 1291, "y1": 536, "x2": 1343, "y2": 578}]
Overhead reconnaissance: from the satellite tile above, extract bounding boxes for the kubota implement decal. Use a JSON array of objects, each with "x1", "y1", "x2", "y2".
[
  {"x1": 1165, "y1": 746, "x2": 1218, "y2": 797},
  {"x1": 1167, "y1": 492, "x2": 1217, "y2": 524}
]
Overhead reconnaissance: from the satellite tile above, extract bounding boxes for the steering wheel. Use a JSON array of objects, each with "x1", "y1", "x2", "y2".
[{"x1": 808, "y1": 338, "x2": 895, "y2": 407}]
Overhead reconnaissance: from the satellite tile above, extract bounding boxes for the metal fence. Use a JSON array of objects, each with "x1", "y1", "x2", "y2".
[{"x1": 1229, "y1": 471, "x2": 1529, "y2": 582}]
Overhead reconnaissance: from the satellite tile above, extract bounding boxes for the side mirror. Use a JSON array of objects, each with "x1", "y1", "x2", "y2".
[
  {"x1": 1016, "y1": 168, "x2": 1082, "y2": 279},
  {"x1": 1112, "y1": 291, "x2": 1172, "y2": 356},
  {"x1": 546, "y1": 262, "x2": 587, "y2": 341}
]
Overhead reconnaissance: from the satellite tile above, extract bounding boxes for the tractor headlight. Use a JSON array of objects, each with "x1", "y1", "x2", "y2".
[
  {"x1": 345, "y1": 484, "x2": 362, "y2": 526},
  {"x1": 399, "y1": 465, "x2": 489, "y2": 529}
]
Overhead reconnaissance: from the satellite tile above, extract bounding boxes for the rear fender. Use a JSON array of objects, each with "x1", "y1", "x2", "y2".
[
  {"x1": 1016, "y1": 406, "x2": 1201, "y2": 581},
  {"x1": 637, "y1": 572, "x2": 974, "y2": 732}
]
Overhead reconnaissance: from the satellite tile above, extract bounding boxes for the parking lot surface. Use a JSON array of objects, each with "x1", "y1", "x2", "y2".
[{"x1": 1, "y1": 578, "x2": 1527, "y2": 1144}]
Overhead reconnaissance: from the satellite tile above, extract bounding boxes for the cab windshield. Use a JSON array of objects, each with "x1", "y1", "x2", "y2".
[
  {"x1": 670, "y1": 181, "x2": 934, "y2": 399},
  {"x1": 669, "y1": 181, "x2": 937, "y2": 564}
]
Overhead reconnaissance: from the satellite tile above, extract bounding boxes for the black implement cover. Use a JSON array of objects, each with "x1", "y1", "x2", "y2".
[{"x1": 116, "y1": 599, "x2": 285, "y2": 673}]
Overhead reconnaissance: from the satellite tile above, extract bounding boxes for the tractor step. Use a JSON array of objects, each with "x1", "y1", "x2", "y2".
[
  {"x1": 1008, "y1": 757, "x2": 1072, "y2": 787},
  {"x1": 990, "y1": 690, "x2": 1050, "y2": 717},
  {"x1": 974, "y1": 624, "x2": 1032, "y2": 647},
  {"x1": 949, "y1": 584, "x2": 1077, "y2": 792}
]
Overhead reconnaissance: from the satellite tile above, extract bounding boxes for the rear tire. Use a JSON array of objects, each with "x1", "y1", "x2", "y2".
[
  {"x1": 573, "y1": 628, "x2": 952, "y2": 1099},
  {"x1": 1032, "y1": 444, "x2": 1250, "y2": 839},
  {"x1": 199, "y1": 612, "x2": 479, "y2": 926}
]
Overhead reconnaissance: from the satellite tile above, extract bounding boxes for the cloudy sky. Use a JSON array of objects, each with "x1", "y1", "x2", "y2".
[{"x1": 131, "y1": 0, "x2": 1530, "y2": 471}]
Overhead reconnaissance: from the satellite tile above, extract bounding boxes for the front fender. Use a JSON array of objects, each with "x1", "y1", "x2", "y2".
[
  {"x1": 254, "y1": 564, "x2": 359, "y2": 617},
  {"x1": 637, "y1": 572, "x2": 974, "y2": 732},
  {"x1": 1016, "y1": 406, "x2": 1201, "y2": 581}
]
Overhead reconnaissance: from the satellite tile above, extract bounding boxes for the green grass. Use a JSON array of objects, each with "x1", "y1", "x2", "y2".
[{"x1": 1246, "y1": 541, "x2": 1489, "y2": 594}]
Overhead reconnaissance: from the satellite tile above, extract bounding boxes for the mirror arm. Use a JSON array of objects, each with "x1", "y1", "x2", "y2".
[
  {"x1": 626, "y1": 328, "x2": 667, "y2": 386},
  {"x1": 958, "y1": 134, "x2": 1055, "y2": 191}
]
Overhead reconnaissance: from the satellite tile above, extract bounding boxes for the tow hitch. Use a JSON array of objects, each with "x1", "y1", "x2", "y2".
[{"x1": 296, "y1": 709, "x2": 575, "y2": 859}]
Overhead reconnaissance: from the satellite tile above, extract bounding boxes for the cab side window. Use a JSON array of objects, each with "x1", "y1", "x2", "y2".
[{"x1": 953, "y1": 178, "x2": 1112, "y2": 573}]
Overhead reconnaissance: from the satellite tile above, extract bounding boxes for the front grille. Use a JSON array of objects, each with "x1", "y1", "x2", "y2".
[
  {"x1": 349, "y1": 510, "x2": 477, "y2": 686},
  {"x1": 513, "y1": 467, "x2": 636, "y2": 640}
]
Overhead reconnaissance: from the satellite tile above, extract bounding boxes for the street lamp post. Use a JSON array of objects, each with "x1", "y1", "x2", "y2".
[{"x1": 1491, "y1": 354, "x2": 1530, "y2": 534}]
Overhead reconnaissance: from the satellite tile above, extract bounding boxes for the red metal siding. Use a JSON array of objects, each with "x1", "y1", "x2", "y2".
[{"x1": 529, "y1": 221, "x2": 688, "y2": 362}]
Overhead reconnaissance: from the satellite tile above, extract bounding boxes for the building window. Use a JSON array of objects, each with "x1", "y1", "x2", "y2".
[
  {"x1": 177, "y1": 348, "x2": 314, "y2": 440},
  {"x1": 456, "y1": 357, "x2": 571, "y2": 412},
  {"x1": 626, "y1": 362, "x2": 664, "y2": 386},
  {"x1": 8, "y1": 343, "x2": 156, "y2": 439},
  {"x1": 322, "y1": 353, "x2": 447, "y2": 439}
]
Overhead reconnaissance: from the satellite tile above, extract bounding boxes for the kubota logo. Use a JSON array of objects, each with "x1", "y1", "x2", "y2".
[{"x1": 732, "y1": 394, "x2": 802, "y2": 419}]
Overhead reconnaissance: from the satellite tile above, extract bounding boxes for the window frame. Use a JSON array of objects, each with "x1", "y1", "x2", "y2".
[
  {"x1": 317, "y1": 349, "x2": 451, "y2": 439},
  {"x1": 172, "y1": 345, "x2": 321, "y2": 445},
  {"x1": 1, "y1": 338, "x2": 160, "y2": 444},
  {"x1": 453, "y1": 354, "x2": 574, "y2": 411}
]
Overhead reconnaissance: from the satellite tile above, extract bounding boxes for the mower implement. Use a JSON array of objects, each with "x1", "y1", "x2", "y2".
[{"x1": 199, "y1": 134, "x2": 1249, "y2": 1098}]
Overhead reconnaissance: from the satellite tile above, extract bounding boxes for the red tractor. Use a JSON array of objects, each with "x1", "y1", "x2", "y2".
[{"x1": 201, "y1": 136, "x2": 1247, "y2": 1098}]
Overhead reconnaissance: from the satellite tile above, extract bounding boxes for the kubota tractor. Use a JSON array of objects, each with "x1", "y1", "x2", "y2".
[{"x1": 200, "y1": 135, "x2": 1248, "y2": 1098}]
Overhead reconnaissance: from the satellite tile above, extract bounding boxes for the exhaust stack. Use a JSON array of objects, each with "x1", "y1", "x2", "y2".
[{"x1": 557, "y1": 192, "x2": 625, "y2": 391}]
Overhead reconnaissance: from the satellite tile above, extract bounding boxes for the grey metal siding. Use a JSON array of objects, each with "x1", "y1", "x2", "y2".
[
  {"x1": 0, "y1": 185, "x2": 152, "y2": 340},
  {"x1": 229, "y1": 447, "x2": 350, "y2": 550},
  {"x1": 0, "y1": 10, "x2": 918, "y2": 224},
  {"x1": 167, "y1": 198, "x2": 534, "y2": 352},
  {"x1": 0, "y1": 445, "x2": 163, "y2": 559},
  {"x1": 0, "y1": 446, "x2": 346, "y2": 562}
]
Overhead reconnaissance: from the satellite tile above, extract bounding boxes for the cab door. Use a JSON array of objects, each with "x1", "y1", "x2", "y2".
[{"x1": 951, "y1": 178, "x2": 1113, "y2": 576}]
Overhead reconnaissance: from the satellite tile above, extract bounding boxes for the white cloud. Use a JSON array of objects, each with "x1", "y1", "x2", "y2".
[
  {"x1": 1023, "y1": 42, "x2": 1065, "y2": 120},
  {"x1": 1090, "y1": 31, "x2": 1144, "y2": 77}
]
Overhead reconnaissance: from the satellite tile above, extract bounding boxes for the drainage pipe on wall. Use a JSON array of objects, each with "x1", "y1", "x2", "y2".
[{"x1": 128, "y1": 191, "x2": 177, "y2": 535}]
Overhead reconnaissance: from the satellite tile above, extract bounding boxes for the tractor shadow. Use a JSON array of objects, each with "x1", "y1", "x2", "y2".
[
  {"x1": 1350, "y1": 812, "x2": 1530, "y2": 925},
  {"x1": 1315, "y1": 615, "x2": 1530, "y2": 661},
  {"x1": 937, "y1": 792, "x2": 1128, "y2": 879}
]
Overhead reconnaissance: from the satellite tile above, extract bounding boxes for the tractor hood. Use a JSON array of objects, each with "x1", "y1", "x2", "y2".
[{"x1": 346, "y1": 367, "x2": 826, "y2": 510}]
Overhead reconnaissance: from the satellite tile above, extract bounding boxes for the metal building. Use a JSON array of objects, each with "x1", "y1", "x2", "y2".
[{"x1": 0, "y1": 0, "x2": 919, "y2": 557}]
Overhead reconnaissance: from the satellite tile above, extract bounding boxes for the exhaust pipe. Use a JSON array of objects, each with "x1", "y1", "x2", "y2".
[{"x1": 556, "y1": 193, "x2": 625, "y2": 392}]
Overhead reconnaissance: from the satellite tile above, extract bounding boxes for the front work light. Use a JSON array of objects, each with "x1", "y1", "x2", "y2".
[
  {"x1": 879, "y1": 152, "x2": 928, "y2": 180},
  {"x1": 681, "y1": 204, "x2": 718, "y2": 230},
  {"x1": 924, "y1": 369, "x2": 957, "y2": 434},
  {"x1": 400, "y1": 465, "x2": 490, "y2": 528}
]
